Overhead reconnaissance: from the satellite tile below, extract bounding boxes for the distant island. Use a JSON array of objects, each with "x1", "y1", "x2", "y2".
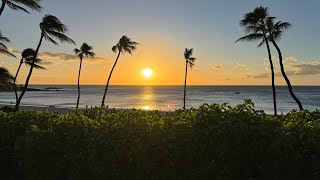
[{"x1": 0, "y1": 83, "x2": 60, "y2": 92}]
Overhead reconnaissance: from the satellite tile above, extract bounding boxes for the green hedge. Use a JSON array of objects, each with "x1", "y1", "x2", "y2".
[{"x1": 0, "y1": 100, "x2": 319, "y2": 179}]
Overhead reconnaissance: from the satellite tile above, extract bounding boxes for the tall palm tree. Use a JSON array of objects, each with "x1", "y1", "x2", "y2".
[
  {"x1": 0, "y1": 31, "x2": 16, "y2": 58},
  {"x1": 15, "y1": 15, "x2": 75, "y2": 111},
  {"x1": 0, "y1": 0, "x2": 41, "y2": 16},
  {"x1": 236, "y1": 7, "x2": 278, "y2": 116},
  {"x1": 183, "y1": 48, "x2": 196, "y2": 109},
  {"x1": 74, "y1": 43, "x2": 95, "y2": 110},
  {"x1": 14, "y1": 48, "x2": 46, "y2": 102},
  {"x1": 0, "y1": 67, "x2": 14, "y2": 83},
  {"x1": 265, "y1": 17, "x2": 303, "y2": 110},
  {"x1": 101, "y1": 35, "x2": 138, "y2": 107}
]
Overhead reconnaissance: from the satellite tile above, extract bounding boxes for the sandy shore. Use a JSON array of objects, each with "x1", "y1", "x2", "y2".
[
  {"x1": 0, "y1": 104, "x2": 166, "y2": 114},
  {"x1": 0, "y1": 104, "x2": 75, "y2": 114}
]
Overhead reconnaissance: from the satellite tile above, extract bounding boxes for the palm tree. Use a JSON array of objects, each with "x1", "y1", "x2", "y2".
[
  {"x1": 101, "y1": 35, "x2": 138, "y2": 107},
  {"x1": 74, "y1": 43, "x2": 95, "y2": 110},
  {"x1": 14, "y1": 48, "x2": 46, "y2": 102},
  {"x1": 0, "y1": 31, "x2": 15, "y2": 86},
  {"x1": 183, "y1": 48, "x2": 196, "y2": 109},
  {"x1": 0, "y1": 67, "x2": 14, "y2": 83},
  {"x1": 0, "y1": 31, "x2": 16, "y2": 58},
  {"x1": 265, "y1": 17, "x2": 303, "y2": 110},
  {"x1": 0, "y1": 0, "x2": 41, "y2": 16},
  {"x1": 236, "y1": 7, "x2": 278, "y2": 116},
  {"x1": 15, "y1": 14, "x2": 75, "y2": 111}
]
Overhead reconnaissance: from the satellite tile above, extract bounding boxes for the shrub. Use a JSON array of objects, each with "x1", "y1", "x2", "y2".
[{"x1": 0, "y1": 101, "x2": 319, "y2": 179}]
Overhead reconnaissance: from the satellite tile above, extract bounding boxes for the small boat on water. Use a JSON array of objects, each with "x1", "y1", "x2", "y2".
[{"x1": 235, "y1": 91, "x2": 240, "y2": 94}]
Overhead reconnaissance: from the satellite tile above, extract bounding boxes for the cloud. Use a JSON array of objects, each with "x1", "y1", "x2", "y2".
[
  {"x1": 290, "y1": 61, "x2": 320, "y2": 75},
  {"x1": 11, "y1": 50, "x2": 111, "y2": 65},
  {"x1": 247, "y1": 61, "x2": 320, "y2": 79},
  {"x1": 232, "y1": 63, "x2": 249, "y2": 71},
  {"x1": 284, "y1": 56, "x2": 298, "y2": 63},
  {"x1": 246, "y1": 73, "x2": 270, "y2": 79},
  {"x1": 211, "y1": 65, "x2": 224, "y2": 71}
]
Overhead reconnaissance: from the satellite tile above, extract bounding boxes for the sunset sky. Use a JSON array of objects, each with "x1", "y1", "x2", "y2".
[{"x1": 1, "y1": 0, "x2": 320, "y2": 85}]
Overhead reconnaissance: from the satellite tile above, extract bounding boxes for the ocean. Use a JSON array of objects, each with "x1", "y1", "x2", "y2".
[{"x1": 0, "y1": 85, "x2": 319, "y2": 114}]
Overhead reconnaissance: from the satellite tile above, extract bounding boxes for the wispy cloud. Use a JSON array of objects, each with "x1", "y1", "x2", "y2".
[
  {"x1": 11, "y1": 50, "x2": 111, "y2": 65},
  {"x1": 247, "y1": 60, "x2": 320, "y2": 79},
  {"x1": 211, "y1": 65, "x2": 224, "y2": 71}
]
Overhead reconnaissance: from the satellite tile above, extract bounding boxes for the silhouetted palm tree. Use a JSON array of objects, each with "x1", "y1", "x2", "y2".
[
  {"x1": 74, "y1": 43, "x2": 95, "y2": 110},
  {"x1": 0, "y1": 31, "x2": 16, "y2": 57},
  {"x1": 14, "y1": 48, "x2": 46, "y2": 102},
  {"x1": 101, "y1": 35, "x2": 138, "y2": 107},
  {"x1": 0, "y1": 67, "x2": 14, "y2": 83},
  {"x1": 183, "y1": 48, "x2": 196, "y2": 109},
  {"x1": 0, "y1": 0, "x2": 41, "y2": 16},
  {"x1": 236, "y1": 7, "x2": 278, "y2": 116},
  {"x1": 265, "y1": 17, "x2": 303, "y2": 110},
  {"x1": 0, "y1": 31, "x2": 15, "y2": 86},
  {"x1": 15, "y1": 15, "x2": 75, "y2": 111}
]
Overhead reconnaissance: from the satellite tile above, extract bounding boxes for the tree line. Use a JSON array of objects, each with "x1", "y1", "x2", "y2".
[{"x1": 0, "y1": 1, "x2": 303, "y2": 113}]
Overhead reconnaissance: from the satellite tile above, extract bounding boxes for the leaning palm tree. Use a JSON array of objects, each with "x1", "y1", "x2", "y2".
[
  {"x1": 101, "y1": 35, "x2": 138, "y2": 107},
  {"x1": 183, "y1": 48, "x2": 196, "y2": 109},
  {"x1": 265, "y1": 17, "x2": 303, "y2": 110},
  {"x1": 15, "y1": 14, "x2": 75, "y2": 111},
  {"x1": 0, "y1": 0, "x2": 41, "y2": 16},
  {"x1": 14, "y1": 48, "x2": 46, "y2": 102},
  {"x1": 0, "y1": 67, "x2": 14, "y2": 84},
  {"x1": 236, "y1": 7, "x2": 278, "y2": 116},
  {"x1": 0, "y1": 31, "x2": 16, "y2": 58},
  {"x1": 74, "y1": 43, "x2": 95, "y2": 110}
]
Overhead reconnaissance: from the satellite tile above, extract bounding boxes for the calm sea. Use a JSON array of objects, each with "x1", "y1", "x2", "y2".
[{"x1": 0, "y1": 85, "x2": 319, "y2": 114}]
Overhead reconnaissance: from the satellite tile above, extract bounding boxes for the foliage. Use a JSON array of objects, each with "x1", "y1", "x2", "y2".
[{"x1": 0, "y1": 100, "x2": 319, "y2": 179}]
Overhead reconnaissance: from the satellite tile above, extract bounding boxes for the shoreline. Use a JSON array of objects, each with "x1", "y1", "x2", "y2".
[{"x1": 0, "y1": 104, "x2": 169, "y2": 114}]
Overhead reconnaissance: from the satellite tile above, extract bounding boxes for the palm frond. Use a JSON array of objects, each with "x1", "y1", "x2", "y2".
[
  {"x1": 6, "y1": 1, "x2": 29, "y2": 13},
  {"x1": 74, "y1": 48, "x2": 80, "y2": 55},
  {"x1": 25, "y1": 61, "x2": 46, "y2": 70},
  {"x1": 0, "y1": 36, "x2": 10, "y2": 43},
  {"x1": 21, "y1": 48, "x2": 36, "y2": 58},
  {"x1": 0, "y1": 49, "x2": 16, "y2": 58},
  {"x1": 46, "y1": 30, "x2": 75, "y2": 45},
  {"x1": 112, "y1": 45, "x2": 118, "y2": 53},
  {"x1": 41, "y1": 15, "x2": 68, "y2": 33},
  {"x1": 0, "y1": 67, "x2": 14, "y2": 83},
  {"x1": 189, "y1": 61, "x2": 195, "y2": 69},
  {"x1": 87, "y1": 51, "x2": 95, "y2": 58},
  {"x1": 236, "y1": 33, "x2": 264, "y2": 43},
  {"x1": 24, "y1": 57, "x2": 47, "y2": 70},
  {"x1": 13, "y1": 0, "x2": 42, "y2": 12},
  {"x1": 43, "y1": 34, "x2": 58, "y2": 45}
]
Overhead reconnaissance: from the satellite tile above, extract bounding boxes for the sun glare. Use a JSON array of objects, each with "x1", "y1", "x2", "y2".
[{"x1": 143, "y1": 68, "x2": 153, "y2": 78}]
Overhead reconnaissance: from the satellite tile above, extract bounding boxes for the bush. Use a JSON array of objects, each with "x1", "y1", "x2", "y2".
[{"x1": 0, "y1": 100, "x2": 319, "y2": 179}]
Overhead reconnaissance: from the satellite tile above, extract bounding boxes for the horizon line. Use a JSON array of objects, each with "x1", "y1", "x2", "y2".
[{"x1": 28, "y1": 84, "x2": 320, "y2": 87}]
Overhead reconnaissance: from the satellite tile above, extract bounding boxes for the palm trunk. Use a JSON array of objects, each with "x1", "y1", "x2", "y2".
[
  {"x1": 271, "y1": 39, "x2": 303, "y2": 111},
  {"x1": 0, "y1": 0, "x2": 6, "y2": 16},
  {"x1": 14, "y1": 59, "x2": 23, "y2": 103},
  {"x1": 76, "y1": 57, "x2": 83, "y2": 110},
  {"x1": 15, "y1": 34, "x2": 44, "y2": 111},
  {"x1": 101, "y1": 51, "x2": 121, "y2": 107},
  {"x1": 183, "y1": 61, "x2": 188, "y2": 109},
  {"x1": 264, "y1": 34, "x2": 277, "y2": 116}
]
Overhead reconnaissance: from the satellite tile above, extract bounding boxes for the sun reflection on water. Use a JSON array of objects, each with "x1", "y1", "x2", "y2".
[{"x1": 140, "y1": 86, "x2": 156, "y2": 110}]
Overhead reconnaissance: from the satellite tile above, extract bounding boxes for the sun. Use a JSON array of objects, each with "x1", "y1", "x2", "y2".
[{"x1": 143, "y1": 68, "x2": 153, "y2": 78}]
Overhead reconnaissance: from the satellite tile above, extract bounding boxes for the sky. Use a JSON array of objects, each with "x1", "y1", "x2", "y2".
[{"x1": 0, "y1": 0, "x2": 320, "y2": 85}]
